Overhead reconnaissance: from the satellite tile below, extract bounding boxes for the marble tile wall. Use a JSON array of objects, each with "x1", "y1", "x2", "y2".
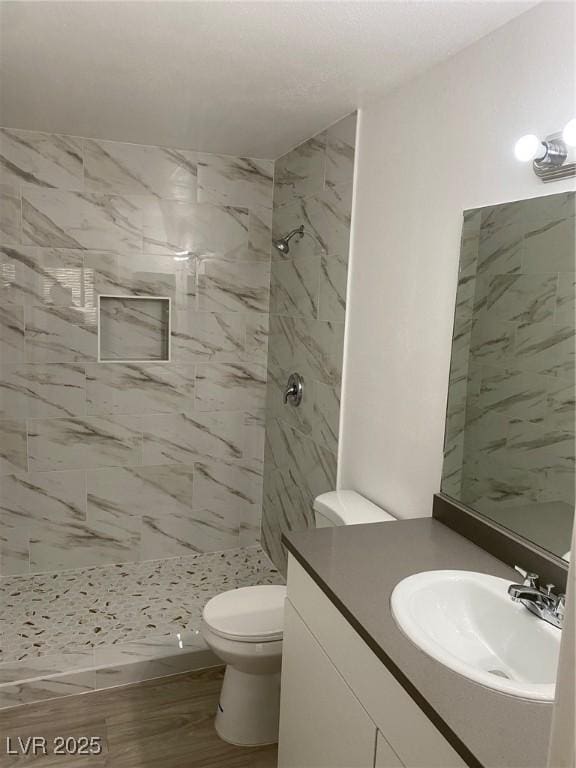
[
  {"x1": 442, "y1": 192, "x2": 575, "y2": 555},
  {"x1": 262, "y1": 113, "x2": 357, "y2": 572},
  {"x1": 0, "y1": 127, "x2": 274, "y2": 575}
]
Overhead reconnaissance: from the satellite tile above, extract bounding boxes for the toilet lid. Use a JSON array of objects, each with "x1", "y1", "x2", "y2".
[{"x1": 202, "y1": 585, "x2": 287, "y2": 642}]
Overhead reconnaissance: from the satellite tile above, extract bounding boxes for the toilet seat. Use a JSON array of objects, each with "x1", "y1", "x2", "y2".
[{"x1": 202, "y1": 585, "x2": 286, "y2": 643}]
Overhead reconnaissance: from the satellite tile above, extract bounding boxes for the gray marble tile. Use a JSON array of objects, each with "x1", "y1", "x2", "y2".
[
  {"x1": 29, "y1": 508, "x2": 141, "y2": 572},
  {"x1": 28, "y1": 415, "x2": 142, "y2": 471},
  {"x1": 87, "y1": 464, "x2": 194, "y2": 520},
  {"x1": 477, "y1": 202, "x2": 524, "y2": 277},
  {"x1": 0, "y1": 517, "x2": 28, "y2": 575},
  {"x1": 514, "y1": 320, "x2": 575, "y2": 379},
  {"x1": 171, "y1": 310, "x2": 245, "y2": 363},
  {"x1": 266, "y1": 372, "x2": 340, "y2": 457},
  {"x1": 93, "y1": 636, "x2": 214, "y2": 689},
  {"x1": 93, "y1": 630, "x2": 207, "y2": 668},
  {"x1": 459, "y1": 233, "x2": 480, "y2": 280},
  {"x1": 248, "y1": 206, "x2": 273, "y2": 262},
  {"x1": 524, "y1": 217, "x2": 575, "y2": 273},
  {"x1": 141, "y1": 198, "x2": 249, "y2": 259},
  {"x1": 195, "y1": 362, "x2": 266, "y2": 412},
  {"x1": 86, "y1": 362, "x2": 194, "y2": 415},
  {"x1": 240, "y1": 503, "x2": 262, "y2": 547},
  {"x1": 0, "y1": 302, "x2": 25, "y2": 363},
  {"x1": 263, "y1": 462, "x2": 313, "y2": 545},
  {"x1": 0, "y1": 363, "x2": 85, "y2": 419},
  {"x1": 0, "y1": 183, "x2": 20, "y2": 244},
  {"x1": 453, "y1": 260, "x2": 478, "y2": 333},
  {"x1": 274, "y1": 134, "x2": 326, "y2": 207},
  {"x1": 444, "y1": 375, "x2": 468, "y2": 446},
  {"x1": 324, "y1": 113, "x2": 356, "y2": 191},
  {"x1": 84, "y1": 139, "x2": 197, "y2": 200},
  {"x1": 463, "y1": 407, "x2": 509, "y2": 457},
  {"x1": 245, "y1": 311, "x2": 269, "y2": 363},
  {"x1": 461, "y1": 454, "x2": 545, "y2": 511},
  {"x1": 0, "y1": 420, "x2": 27, "y2": 475},
  {"x1": 261, "y1": 496, "x2": 287, "y2": 572},
  {"x1": 0, "y1": 650, "x2": 94, "y2": 685},
  {"x1": 22, "y1": 190, "x2": 142, "y2": 252},
  {"x1": 555, "y1": 272, "x2": 575, "y2": 326},
  {"x1": 318, "y1": 253, "x2": 347, "y2": 322},
  {"x1": 262, "y1": 416, "x2": 338, "y2": 574},
  {"x1": 197, "y1": 257, "x2": 270, "y2": 313},
  {"x1": 141, "y1": 411, "x2": 245, "y2": 464},
  {"x1": 522, "y1": 191, "x2": 575, "y2": 230},
  {"x1": 486, "y1": 273, "x2": 557, "y2": 325},
  {"x1": 304, "y1": 183, "x2": 353, "y2": 256},
  {"x1": 141, "y1": 507, "x2": 238, "y2": 558},
  {"x1": 0, "y1": 469, "x2": 86, "y2": 527},
  {"x1": 0, "y1": 128, "x2": 83, "y2": 190},
  {"x1": 272, "y1": 198, "x2": 320, "y2": 263},
  {"x1": 25, "y1": 304, "x2": 97, "y2": 363},
  {"x1": 197, "y1": 154, "x2": 273, "y2": 209},
  {"x1": 310, "y1": 380, "x2": 340, "y2": 453},
  {"x1": 0, "y1": 671, "x2": 95, "y2": 710},
  {"x1": 243, "y1": 410, "x2": 266, "y2": 464},
  {"x1": 477, "y1": 366, "x2": 548, "y2": 423},
  {"x1": 98, "y1": 296, "x2": 170, "y2": 362},
  {"x1": 0, "y1": 246, "x2": 85, "y2": 307},
  {"x1": 264, "y1": 418, "x2": 337, "y2": 508},
  {"x1": 268, "y1": 315, "x2": 344, "y2": 387},
  {"x1": 469, "y1": 312, "x2": 515, "y2": 364},
  {"x1": 505, "y1": 419, "x2": 574, "y2": 473},
  {"x1": 85, "y1": 250, "x2": 180, "y2": 304},
  {"x1": 193, "y1": 457, "x2": 261, "y2": 522},
  {"x1": 545, "y1": 376, "x2": 575, "y2": 431},
  {"x1": 270, "y1": 252, "x2": 319, "y2": 318},
  {"x1": 441, "y1": 437, "x2": 464, "y2": 499}
]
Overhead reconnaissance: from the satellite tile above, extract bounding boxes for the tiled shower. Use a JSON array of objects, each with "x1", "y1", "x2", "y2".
[
  {"x1": 263, "y1": 113, "x2": 357, "y2": 571},
  {"x1": 0, "y1": 114, "x2": 356, "y2": 706}
]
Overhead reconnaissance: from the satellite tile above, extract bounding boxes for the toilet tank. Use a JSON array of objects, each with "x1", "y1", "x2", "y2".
[{"x1": 313, "y1": 490, "x2": 396, "y2": 527}]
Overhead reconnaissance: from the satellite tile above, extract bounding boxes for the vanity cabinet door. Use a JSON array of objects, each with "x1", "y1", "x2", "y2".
[
  {"x1": 278, "y1": 600, "x2": 377, "y2": 768},
  {"x1": 375, "y1": 731, "x2": 405, "y2": 767}
]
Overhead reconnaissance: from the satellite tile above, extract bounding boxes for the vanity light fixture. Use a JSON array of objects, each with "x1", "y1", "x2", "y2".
[{"x1": 514, "y1": 119, "x2": 576, "y2": 182}]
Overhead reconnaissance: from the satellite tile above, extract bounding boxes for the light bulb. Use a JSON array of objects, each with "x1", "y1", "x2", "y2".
[
  {"x1": 562, "y1": 118, "x2": 576, "y2": 147},
  {"x1": 514, "y1": 134, "x2": 543, "y2": 162}
]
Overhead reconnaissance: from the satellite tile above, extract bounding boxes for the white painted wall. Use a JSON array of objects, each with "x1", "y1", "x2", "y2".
[{"x1": 339, "y1": 2, "x2": 576, "y2": 518}]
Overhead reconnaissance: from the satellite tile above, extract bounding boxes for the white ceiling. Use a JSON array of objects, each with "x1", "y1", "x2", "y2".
[{"x1": 0, "y1": 1, "x2": 539, "y2": 158}]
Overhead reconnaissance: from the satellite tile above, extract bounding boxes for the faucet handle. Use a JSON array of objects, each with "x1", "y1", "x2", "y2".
[
  {"x1": 514, "y1": 566, "x2": 539, "y2": 588},
  {"x1": 555, "y1": 595, "x2": 566, "y2": 621}
]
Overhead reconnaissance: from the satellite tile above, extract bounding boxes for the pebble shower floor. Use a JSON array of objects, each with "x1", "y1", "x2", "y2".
[{"x1": 0, "y1": 545, "x2": 282, "y2": 709}]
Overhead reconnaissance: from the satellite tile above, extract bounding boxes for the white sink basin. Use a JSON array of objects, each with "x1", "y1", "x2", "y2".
[{"x1": 391, "y1": 570, "x2": 561, "y2": 701}]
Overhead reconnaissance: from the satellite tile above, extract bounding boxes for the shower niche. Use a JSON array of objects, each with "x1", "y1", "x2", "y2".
[{"x1": 98, "y1": 295, "x2": 171, "y2": 362}]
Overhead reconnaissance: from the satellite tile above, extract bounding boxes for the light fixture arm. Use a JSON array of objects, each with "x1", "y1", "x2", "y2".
[{"x1": 533, "y1": 136, "x2": 568, "y2": 177}]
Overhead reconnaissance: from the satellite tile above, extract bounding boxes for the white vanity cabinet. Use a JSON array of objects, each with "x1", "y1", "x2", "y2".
[
  {"x1": 279, "y1": 600, "x2": 378, "y2": 768},
  {"x1": 278, "y1": 555, "x2": 467, "y2": 768}
]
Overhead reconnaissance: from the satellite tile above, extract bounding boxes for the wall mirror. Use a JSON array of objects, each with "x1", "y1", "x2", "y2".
[{"x1": 442, "y1": 191, "x2": 575, "y2": 562}]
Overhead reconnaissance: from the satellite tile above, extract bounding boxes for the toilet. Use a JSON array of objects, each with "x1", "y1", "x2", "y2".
[{"x1": 201, "y1": 490, "x2": 396, "y2": 746}]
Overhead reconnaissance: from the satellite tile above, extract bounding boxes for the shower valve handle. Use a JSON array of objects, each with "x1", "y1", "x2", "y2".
[{"x1": 284, "y1": 373, "x2": 303, "y2": 407}]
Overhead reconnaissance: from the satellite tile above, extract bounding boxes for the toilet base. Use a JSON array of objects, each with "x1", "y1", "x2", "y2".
[{"x1": 215, "y1": 665, "x2": 281, "y2": 746}]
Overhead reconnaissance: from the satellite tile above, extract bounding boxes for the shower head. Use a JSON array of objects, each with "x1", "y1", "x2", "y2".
[{"x1": 273, "y1": 225, "x2": 305, "y2": 255}]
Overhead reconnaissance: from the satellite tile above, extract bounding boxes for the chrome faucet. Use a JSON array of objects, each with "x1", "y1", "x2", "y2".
[
  {"x1": 508, "y1": 567, "x2": 565, "y2": 629},
  {"x1": 283, "y1": 373, "x2": 303, "y2": 407}
]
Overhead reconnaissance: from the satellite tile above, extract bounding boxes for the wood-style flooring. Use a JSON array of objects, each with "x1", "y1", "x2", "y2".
[{"x1": 0, "y1": 667, "x2": 278, "y2": 768}]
